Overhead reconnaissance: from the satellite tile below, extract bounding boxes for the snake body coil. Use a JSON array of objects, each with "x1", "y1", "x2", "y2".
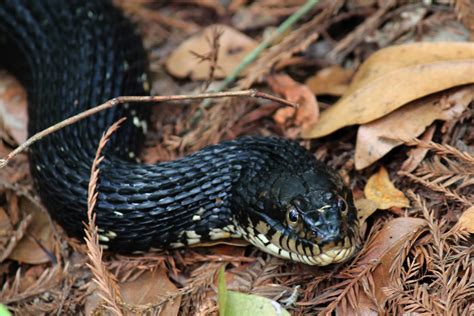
[{"x1": 0, "y1": 0, "x2": 358, "y2": 265}]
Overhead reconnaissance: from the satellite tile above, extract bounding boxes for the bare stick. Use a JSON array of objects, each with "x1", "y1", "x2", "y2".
[{"x1": 0, "y1": 89, "x2": 297, "y2": 167}]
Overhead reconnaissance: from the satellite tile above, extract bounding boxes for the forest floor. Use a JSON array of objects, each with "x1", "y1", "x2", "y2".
[{"x1": 0, "y1": 0, "x2": 473, "y2": 315}]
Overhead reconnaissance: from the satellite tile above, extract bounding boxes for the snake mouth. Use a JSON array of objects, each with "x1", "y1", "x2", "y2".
[
  {"x1": 264, "y1": 236, "x2": 358, "y2": 266},
  {"x1": 307, "y1": 241, "x2": 357, "y2": 266},
  {"x1": 238, "y1": 224, "x2": 359, "y2": 266}
]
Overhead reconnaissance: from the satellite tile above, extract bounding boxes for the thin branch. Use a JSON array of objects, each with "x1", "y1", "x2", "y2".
[
  {"x1": 213, "y1": 0, "x2": 320, "y2": 93},
  {"x1": 199, "y1": 0, "x2": 321, "y2": 109},
  {"x1": 0, "y1": 89, "x2": 297, "y2": 167}
]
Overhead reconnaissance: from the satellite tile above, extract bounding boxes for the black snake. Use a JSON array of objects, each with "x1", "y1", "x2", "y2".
[{"x1": 0, "y1": 0, "x2": 359, "y2": 266}]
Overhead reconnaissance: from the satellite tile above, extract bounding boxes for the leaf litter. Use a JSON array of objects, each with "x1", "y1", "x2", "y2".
[{"x1": 0, "y1": 1, "x2": 473, "y2": 315}]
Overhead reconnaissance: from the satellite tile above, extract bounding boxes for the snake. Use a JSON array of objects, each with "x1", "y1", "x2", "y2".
[{"x1": 0, "y1": 0, "x2": 359, "y2": 266}]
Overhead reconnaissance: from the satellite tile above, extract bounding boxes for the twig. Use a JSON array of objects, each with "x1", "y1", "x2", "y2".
[
  {"x1": 189, "y1": 26, "x2": 224, "y2": 92},
  {"x1": 0, "y1": 89, "x2": 296, "y2": 167},
  {"x1": 197, "y1": 0, "x2": 320, "y2": 110},
  {"x1": 85, "y1": 118, "x2": 127, "y2": 316},
  {"x1": 328, "y1": 0, "x2": 397, "y2": 61},
  {"x1": 399, "y1": 171, "x2": 473, "y2": 206},
  {"x1": 405, "y1": 139, "x2": 474, "y2": 165}
]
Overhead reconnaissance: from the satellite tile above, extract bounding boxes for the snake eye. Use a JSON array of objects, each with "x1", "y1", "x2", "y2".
[
  {"x1": 286, "y1": 207, "x2": 299, "y2": 227},
  {"x1": 337, "y1": 196, "x2": 347, "y2": 213}
]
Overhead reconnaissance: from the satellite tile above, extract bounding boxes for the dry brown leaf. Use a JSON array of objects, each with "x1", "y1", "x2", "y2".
[
  {"x1": 354, "y1": 198, "x2": 378, "y2": 225},
  {"x1": 0, "y1": 70, "x2": 28, "y2": 144},
  {"x1": 453, "y1": 0, "x2": 474, "y2": 36},
  {"x1": 302, "y1": 42, "x2": 474, "y2": 139},
  {"x1": 458, "y1": 206, "x2": 474, "y2": 233},
  {"x1": 364, "y1": 167, "x2": 410, "y2": 210},
  {"x1": 346, "y1": 42, "x2": 474, "y2": 97},
  {"x1": 356, "y1": 217, "x2": 427, "y2": 312},
  {"x1": 8, "y1": 198, "x2": 55, "y2": 264},
  {"x1": 267, "y1": 74, "x2": 319, "y2": 137},
  {"x1": 354, "y1": 85, "x2": 473, "y2": 169},
  {"x1": 0, "y1": 207, "x2": 13, "y2": 253},
  {"x1": 165, "y1": 24, "x2": 257, "y2": 80},
  {"x1": 305, "y1": 65, "x2": 354, "y2": 96},
  {"x1": 400, "y1": 125, "x2": 436, "y2": 172},
  {"x1": 86, "y1": 265, "x2": 181, "y2": 315},
  {"x1": 0, "y1": 206, "x2": 12, "y2": 233},
  {"x1": 121, "y1": 267, "x2": 181, "y2": 315}
]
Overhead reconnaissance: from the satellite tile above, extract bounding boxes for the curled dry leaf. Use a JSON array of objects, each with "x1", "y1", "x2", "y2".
[
  {"x1": 0, "y1": 70, "x2": 28, "y2": 144},
  {"x1": 345, "y1": 42, "x2": 474, "y2": 97},
  {"x1": 364, "y1": 167, "x2": 410, "y2": 210},
  {"x1": 85, "y1": 266, "x2": 181, "y2": 316},
  {"x1": 165, "y1": 24, "x2": 257, "y2": 80},
  {"x1": 355, "y1": 85, "x2": 473, "y2": 169},
  {"x1": 399, "y1": 125, "x2": 436, "y2": 173},
  {"x1": 0, "y1": 207, "x2": 12, "y2": 233},
  {"x1": 458, "y1": 206, "x2": 474, "y2": 233},
  {"x1": 354, "y1": 198, "x2": 378, "y2": 225},
  {"x1": 8, "y1": 197, "x2": 55, "y2": 264},
  {"x1": 121, "y1": 267, "x2": 181, "y2": 316},
  {"x1": 305, "y1": 65, "x2": 353, "y2": 96},
  {"x1": 302, "y1": 42, "x2": 474, "y2": 139},
  {"x1": 356, "y1": 217, "x2": 427, "y2": 312},
  {"x1": 267, "y1": 74, "x2": 319, "y2": 138},
  {"x1": 0, "y1": 207, "x2": 12, "y2": 250}
]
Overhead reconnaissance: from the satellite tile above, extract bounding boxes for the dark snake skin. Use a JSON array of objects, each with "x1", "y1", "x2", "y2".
[{"x1": 0, "y1": 0, "x2": 358, "y2": 265}]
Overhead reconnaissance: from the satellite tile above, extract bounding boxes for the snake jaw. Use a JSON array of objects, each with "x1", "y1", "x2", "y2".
[
  {"x1": 244, "y1": 232, "x2": 358, "y2": 266},
  {"x1": 236, "y1": 219, "x2": 359, "y2": 266}
]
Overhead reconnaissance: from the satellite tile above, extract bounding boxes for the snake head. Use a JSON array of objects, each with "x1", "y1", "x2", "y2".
[{"x1": 234, "y1": 167, "x2": 359, "y2": 266}]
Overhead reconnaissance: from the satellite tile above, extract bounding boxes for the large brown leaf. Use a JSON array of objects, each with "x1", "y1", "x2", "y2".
[
  {"x1": 165, "y1": 24, "x2": 257, "y2": 80},
  {"x1": 302, "y1": 42, "x2": 474, "y2": 138},
  {"x1": 356, "y1": 217, "x2": 427, "y2": 313},
  {"x1": 354, "y1": 85, "x2": 473, "y2": 169}
]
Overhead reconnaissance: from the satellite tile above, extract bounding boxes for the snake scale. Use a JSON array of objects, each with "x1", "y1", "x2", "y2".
[{"x1": 0, "y1": 0, "x2": 358, "y2": 265}]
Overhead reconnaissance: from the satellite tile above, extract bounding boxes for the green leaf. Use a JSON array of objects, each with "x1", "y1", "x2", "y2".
[
  {"x1": 0, "y1": 304, "x2": 11, "y2": 316},
  {"x1": 217, "y1": 266, "x2": 290, "y2": 316},
  {"x1": 218, "y1": 266, "x2": 228, "y2": 316}
]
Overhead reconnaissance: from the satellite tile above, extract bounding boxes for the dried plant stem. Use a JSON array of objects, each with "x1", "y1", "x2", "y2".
[
  {"x1": 0, "y1": 89, "x2": 297, "y2": 167},
  {"x1": 85, "y1": 118, "x2": 127, "y2": 316},
  {"x1": 405, "y1": 139, "x2": 474, "y2": 165},
  {"x1": 0, "y1": 214, "x2": 32, "y2": 262},
  {"x1": 197, "y1": 0, "x2": 320, "y2": 112},
  {"x1": 319, "y1": 262, "x2": 379, "y2": 314},
  {"x1": 212, "y1": 0, "x2": 320, "y2": 94},
  {"x1": 400, "y1": 171, "x2": 473, "y2": 206}
]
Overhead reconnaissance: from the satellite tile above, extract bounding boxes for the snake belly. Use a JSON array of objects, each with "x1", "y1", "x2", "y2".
[{"x1": 0, "y1": 0, "x2": 359, "y2": 265}]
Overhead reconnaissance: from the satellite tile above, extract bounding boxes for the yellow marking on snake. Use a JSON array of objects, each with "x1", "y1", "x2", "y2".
[
  {"x1": 185, "y1": 230, "x2": 201, "y2": 238},
  {"x1": 271, "y1": 231, "x2": 282, "y2": 246},
  {"x1": 98, "y1": 235, "x2": 109, "y2": 242},
  {"x1": 316, "y1": 205, "x2": 331, "y2": 213},
  {"x1": 244, "y1": 227, "x2": 356, "y2": 266},
  {"x1": 297, "y1": 242, "x2": 304, "y2": 254},
  {"x1": 186, "y1": 238, "x2": 200, "y2": 245},
  {"x1": 280, "y1": 234, "x2": 289, "y2": 251},
  {"x1": 209, "y1": 228, "x2": 231, "y2": 240},
  {"x1": 170, "y1": 242, "x2": 185, "y2": 248},
  {"x1": 256, "y1": 221, "x2": 270, "y2": 234},
  {"x1": 288, "y1": 238, "x2": 297, "y2": 252},
  {"x1": 106, "y1": 231, "x2": 117, "y2": 238}
]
